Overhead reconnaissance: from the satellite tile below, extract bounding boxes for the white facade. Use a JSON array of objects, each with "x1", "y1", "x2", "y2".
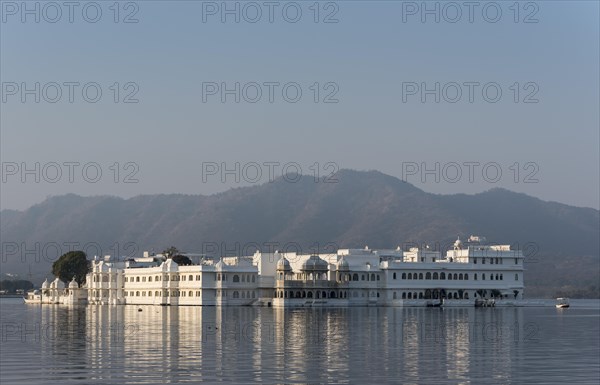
[{"x1": 27, "y1": 236, "x2": 525, "y2": 307}]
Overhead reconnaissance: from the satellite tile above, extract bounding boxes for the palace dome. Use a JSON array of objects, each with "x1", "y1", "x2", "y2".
[
  {"x1": 276, "y1": 256, "x2": 291, "y2": 271},
  {"x1": 301, "y1": 255, "x2": 329, "y2": 271},
  {"x1": 336, "y1": 256, "x2": 349, "y2": 271}
]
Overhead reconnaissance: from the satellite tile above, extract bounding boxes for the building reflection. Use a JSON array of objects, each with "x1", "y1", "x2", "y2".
[{"x1": 38, "y1": 304, "x2": 525, "y2": 383}]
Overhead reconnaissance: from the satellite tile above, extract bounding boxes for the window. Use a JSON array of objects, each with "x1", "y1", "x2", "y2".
[
  {"x1": 515, "y1": 274, "x2": 519, "y2": 281},
  {"x1": 149, "y1": 277, "x2": 152, "y2": 282},
  {"x1": 440, "y1": 272, "x2": 446, "y2": 280},
  {"x1": 393, "y1": 272, "x2": 397, "y2": 280},
  {"x1": 433, "y1": 272, "x2": 438, "y2": 280},
  {"x1": 482, "y1": 274, "x2": 486, "y2": 280},
  {"x1": 482, "y1": 258, "x2": 486, "y2": 264},
  {"x1": 515, "y1": 258, "x2": 518, "y2": 264},
  {"x1": 136, "y1": 277, "x2": 140, "y2": 282},
  {"x1": 474, "y1": 258, "x2": 477, "y2": 264},
  {"x1": 196, "y1": 275, "x2": 201, "y2": 280},
  {"x1": 371, "y1": 274, "x2": 375, "y2": 281},
  {"x1": 402, "y1": 273, "x2": 407, "y2": 279},
  {"x1": 464, "y1": 273, "x2": 468, "y2": 280},
  {"x1": 459, "y1": 273, "x2": 463, "y2": 280},
  {"x1": 474, "y1": 273, "x2": 478, "y2": 280},
  {"x1": 408, "y1": 273, "x2": 412, "y2": 280},
  {"x1": 233, "y1": 275, "x2": 240, "y2": 283},
  {"x1": 252, "y1": 275, "x2": 255, "y2": 283},
  {"x1": 353, "y1": 274, "x2": 359, "y2": 281},
  {"x1": 426, "y1": 272, "x2": 431, "y2": 280},
  {"x1": 189, "y1": 275, "x2": 193, "y2": 281},
  {"x1": 362, "y1": 275, "x2": 365, "y2": 281},
  {"x1": 448, "y1": 274, "x2": 453, "y2": 280},
  {"x1": 418, "y1": 273, "x2": 423, "y2": 280}
]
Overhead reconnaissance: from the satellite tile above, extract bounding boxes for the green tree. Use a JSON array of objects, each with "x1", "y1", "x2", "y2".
[
  {"x1": 162, "y1": 246, "x2": 179, "y2": 258},
  {"x1": 52, "y1": 251, "x2": 89, "y2": 285},
  {"x1": 172, "y1": 254, "x2": 193, "y2": 266}
]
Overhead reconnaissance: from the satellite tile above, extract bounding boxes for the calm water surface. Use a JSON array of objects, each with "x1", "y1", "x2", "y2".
[{"x1": 1, "y1": 298, "x2": 599, "y2": 384}]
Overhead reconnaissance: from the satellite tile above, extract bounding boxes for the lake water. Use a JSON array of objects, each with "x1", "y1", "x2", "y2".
[{"x1": 1, "y1": 298, "x2": 599, "y2": 384}]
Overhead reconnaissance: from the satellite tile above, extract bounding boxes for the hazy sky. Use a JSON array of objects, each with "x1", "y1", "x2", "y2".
[{"x1": 1, "y1": 0, "x2": 599, "y2": 210}]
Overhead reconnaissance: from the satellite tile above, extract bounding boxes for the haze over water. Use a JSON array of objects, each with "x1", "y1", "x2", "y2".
[{"x1": 1, "y1": 298, "x2": 598, "y2": 384}]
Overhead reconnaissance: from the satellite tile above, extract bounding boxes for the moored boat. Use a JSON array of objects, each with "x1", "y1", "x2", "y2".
[{"x1": 555, "y1": 297, "x2": 570, "y2": 308}]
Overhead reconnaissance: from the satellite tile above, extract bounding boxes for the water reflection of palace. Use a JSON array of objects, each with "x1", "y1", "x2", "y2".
[{"x1": 33, "y1": 305, "x2": 526, "y2": 384}]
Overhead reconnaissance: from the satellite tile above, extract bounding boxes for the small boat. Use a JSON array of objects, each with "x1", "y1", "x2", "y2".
[
  {"x1": 23, "y1": 290, "x2": 42, "y2": 304},
  {"x1": 555, "y1": 298, "x2": 570, "y2": 308}
]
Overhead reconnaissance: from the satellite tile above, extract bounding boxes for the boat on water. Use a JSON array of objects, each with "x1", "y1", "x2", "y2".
[
  {"x1": 23, "y1": 290, "x2": 42, "y2": 304},
  {"x1": 555, "y1": 297, "x2": 570, "y2": 308}
]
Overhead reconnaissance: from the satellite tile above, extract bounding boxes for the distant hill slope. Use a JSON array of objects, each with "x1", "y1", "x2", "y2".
[{"x1": 1, "y1": 170, "x2": 598, "y2": 297}]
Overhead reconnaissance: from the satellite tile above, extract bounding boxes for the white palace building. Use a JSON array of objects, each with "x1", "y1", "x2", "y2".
[{"x1": 28, "y1": 236, "x2": 525, "y2": 307}]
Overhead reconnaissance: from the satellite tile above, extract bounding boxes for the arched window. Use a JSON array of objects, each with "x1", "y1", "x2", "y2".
[
  {"x1": 419, "y1": 273, "x2": 423, "y2": 280},
  {"x1": 408, "y1": 273, "x2": 413, "y2": 280},
  {"x1": 393, "y1": 272, "x2": 397, "y2": 279},
  {"x1": 322, "y1": 291, "x2": 327, "y2": 298},
  {"x1": 408, "y1": 292, "x2": 412, "y2": 299},
  {"x1": 433, "y1": 272, "x2": 438, "y2": 280},
  {"x1": 402, "y1": 292, "x2": 406, "y2": 299},
  {"x1": 515, "y1": 274, "x2": 519, "y2": 281},
  {"x1": 464, "y1": 273, "x2": 469, "y2": 280},
  {"x1": 371, "y1": 274, "x2": 375, "y2": 281},
  {"x1": 482, "y1": 274, "x2": 486, "y2": 280},
  {"x1": 308, "y1": 291, "x2": 313, "y2": 298},
  {"x1": 453, "y1": 273, "x2": 458, "y2": 280},
  {"x1": 233, "y1": 291, "x2": 239, "y2": 298},
  {"x1": 474, "y1": 273, "x2": 478, "y2": 280},
  {"x1": 353, "y1": 274, "x2": 359, "y2": 281},
  {"x1": 402, "y1": 273, "x2": 407, "y2": 279},
  {"x1": 440, "y1": 272, "x2": 446, "y2": 279},
  {"x1": 448, "y1": 274, "x2": 453, "y2": 280},
  {"x1": 419, "y1": 292, "x2": 423, "y2": 299},
  {"x1": 233, "y1": 275, "x2": 240, "y2": 283},
  {"x1": 500, "y1": 274, "x2": 503, "y2": 280},
  {"x1": 459, "y1": 273, "x2": 463, "y2": 280}
]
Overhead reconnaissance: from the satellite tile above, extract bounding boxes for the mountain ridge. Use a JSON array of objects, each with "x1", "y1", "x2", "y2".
[{"x1": 1, "y1": 169, "x2": 598, "y2": 297}]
